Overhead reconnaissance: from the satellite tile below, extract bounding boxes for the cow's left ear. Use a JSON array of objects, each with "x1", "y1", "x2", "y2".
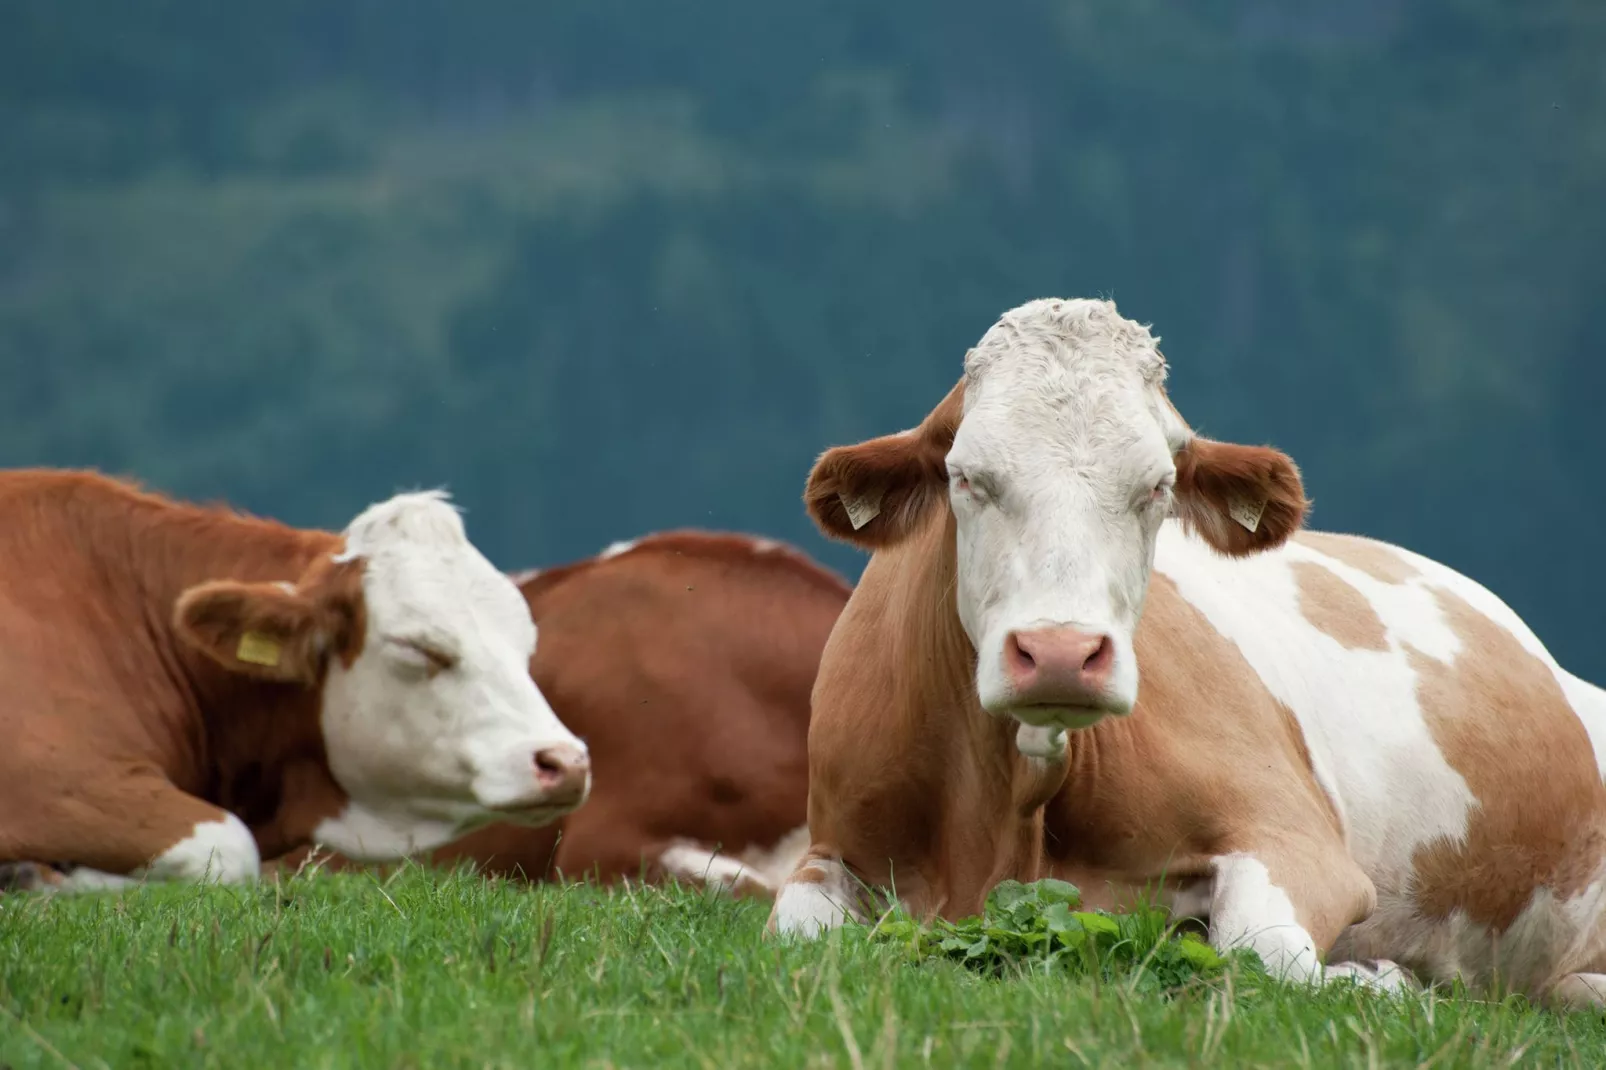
[
  {"x1": 174, "y1": 580, "x2": 332, "y2": 684},
  {"x1": 1172, "y1": 437, "x2": 1308, "y2": 556}
]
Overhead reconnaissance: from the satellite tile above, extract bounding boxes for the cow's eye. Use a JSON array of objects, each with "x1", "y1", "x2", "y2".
[
  {"x1": 386, "y1": 637, "x2": 458, "y2": 677},
  {"x1": 950, "y1": 466, "x2": 995, "y2": 504}
]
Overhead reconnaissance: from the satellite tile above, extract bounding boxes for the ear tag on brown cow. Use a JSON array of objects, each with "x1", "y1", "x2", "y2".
[
  {"x1": 842, "y1": 490, "x2": 883, "y2": 531},
  {"x1": 236, "y1": 631, "x2": 283, "y2": 667},
  {"x1": 1227, "y1": 495, "x2": 1267, "y2": 533}
]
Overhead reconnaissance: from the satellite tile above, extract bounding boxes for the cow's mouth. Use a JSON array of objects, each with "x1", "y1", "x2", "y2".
[
  {"x1": 1008, "y1": 702, "x2": 1119, "y2": 731},
  {"x1": 489, "y1": 795, "x2": 587, "y2": 826},
  {"x1": 488, "y1": 805, "x2": 568, "y2": 827}
]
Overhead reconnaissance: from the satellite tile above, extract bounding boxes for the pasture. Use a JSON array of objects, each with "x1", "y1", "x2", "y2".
[{"x1": 3, "y1": 867, "x2": 1604, "y2": 1069}]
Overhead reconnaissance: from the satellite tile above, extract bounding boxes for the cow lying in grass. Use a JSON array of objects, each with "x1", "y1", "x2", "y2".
[
  {"x1": 770, "y1": 298, "x2": 1606, "y2": 1010},
  {"x1": 272, "y1": 530, "x2": 848, "y2": 898},
  {"x1": 0, "y1": 470, "x2": 589, "y2": 890}
]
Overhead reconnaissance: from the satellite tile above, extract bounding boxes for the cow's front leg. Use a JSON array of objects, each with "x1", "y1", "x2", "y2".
[
  {"x1": 1208, "y1": 844, "x2": 1410, "y2": 992},
  {"x1": 13, "y1": 769, "x2": 261, "y2": 892},
  {"x1": 767, "y1": 850, "x2": 887, "y2": 938}
]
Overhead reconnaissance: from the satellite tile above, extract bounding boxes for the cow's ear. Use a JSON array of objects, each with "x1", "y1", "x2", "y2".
[
  {"x1": 174, "y1": 580, "x2": 329, "y2": 684},
  {"x1": 805, "y1": 379, "x2": 963, "y2": 549},
  {"x1": 1172, "y1": 437, "x2": 1308, "y2": 556}
]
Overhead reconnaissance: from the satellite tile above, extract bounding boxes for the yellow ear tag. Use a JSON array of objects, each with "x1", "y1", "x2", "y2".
[
  {"x1": 842, "y1": 490, "x2": 883, "y2": 531},
  {"x1": 236, "y1": 631, "x2": 283, "y2": 667},
  {"x1": 1227, "y1": 495, "x2": 1268, "y2": 533}
]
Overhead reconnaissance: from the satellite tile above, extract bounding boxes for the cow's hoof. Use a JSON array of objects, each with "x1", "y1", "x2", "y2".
[
  {"x1": 0, "y1": 862, "x2": 66, "y2": 893},
  {"x1": 1323, "y1": 958, "x2": 1417, "y2": 994}
]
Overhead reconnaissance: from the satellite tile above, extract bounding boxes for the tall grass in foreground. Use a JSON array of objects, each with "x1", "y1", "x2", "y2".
[{"x1": 2, "y1": 865, "x2": 1603, "y2": 1068}]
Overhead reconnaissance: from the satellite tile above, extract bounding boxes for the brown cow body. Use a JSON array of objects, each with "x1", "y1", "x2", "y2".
[{"x1": 282, "y1": 531, "x2": 848, "y2": 895}]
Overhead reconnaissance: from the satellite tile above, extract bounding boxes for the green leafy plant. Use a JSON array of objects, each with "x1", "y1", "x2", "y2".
[{"x1": 865, "y1": 878, "x2": 1262, "y2": 992}]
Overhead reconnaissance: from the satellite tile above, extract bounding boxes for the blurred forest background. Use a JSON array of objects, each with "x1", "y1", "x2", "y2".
[{"x1": 2, "y1": 2, "x2": 1602, "y2": 677}]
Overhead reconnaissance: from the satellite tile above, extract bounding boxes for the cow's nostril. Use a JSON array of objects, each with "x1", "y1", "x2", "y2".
[
  {"x1": 533, "y1": 744, "x2": 581, "y2": 788},
  {"x1": 1083, "y1": 635, "x2": 1114, "y2": 676},
  {"x1": 1005, "y1": 633, "x2": 1036, "y2": 672}
]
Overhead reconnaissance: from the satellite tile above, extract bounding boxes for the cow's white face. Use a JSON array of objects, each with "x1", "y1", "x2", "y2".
[
  {"x1": 316, "y1": 493, "x2": 588, "y2": 856},
  {"x1": 805, "y1": 297, "x2": 1307, "y2": 742},
  {"x1": 946, "y1": 299, "x2": 1189, "y2": 727},
  {"x1": 175, "y1": 491, "x2": 590, "y2": 860}
]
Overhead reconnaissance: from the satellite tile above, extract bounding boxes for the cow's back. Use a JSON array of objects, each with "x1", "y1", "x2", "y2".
[{"x1": 427, "y1": 533, "x2": 849, "y2": 886}]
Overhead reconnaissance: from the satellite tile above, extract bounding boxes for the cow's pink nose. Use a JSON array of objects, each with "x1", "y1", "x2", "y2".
[
  {"x1": 1003, "y1": 625, "x2": 1115, "y2": 708},
  {"x1": 532, "y1": 744, "x2": 591, "y2": 805}
]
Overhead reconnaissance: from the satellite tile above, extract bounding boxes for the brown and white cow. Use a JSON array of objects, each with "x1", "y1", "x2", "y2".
[
  {"x1": 769, "y1": 298, "x2": 1606, "y2": 1009},
  {"x1": 276, "y1": 531, "x2": 849, "y2": 896},
  {"x1": 0, "y1": 470, "x2": 590, "y2": 890}
]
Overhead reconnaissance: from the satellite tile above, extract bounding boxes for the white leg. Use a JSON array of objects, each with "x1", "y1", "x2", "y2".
[
  {"x1": 1210, "y1": 852, "x2": 1324, "y2": 984},
  {"x1": 141, "y1": 814, "x2": 261, "y2": 883},
  {"x1": 768, "y1": 855, "x2": 874, "y2": 938},
  {"x1": 1210, "y1": 852, "x2": 1409, "y2": 994},
  {"x1": 52, "y1": 815, "x2": 260, "y2": 893},
  {"x1": 657, "y1": 841, "x2": 771, "y2": 897},
  {"x1": 56, "y1": 867, "x2": 139, "y2": 892},
  {"x1": 1549, "y1": 972, "x2": 1606, "y2": 1011},
  {"x1": 656, "y1": 826, "x2": 814, "y2": 899},
  {"x1": 1323, "y1": 959, "x2": 1417, "y2": 993}
]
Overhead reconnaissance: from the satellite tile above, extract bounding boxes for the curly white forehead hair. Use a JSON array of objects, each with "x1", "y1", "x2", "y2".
[
  {"x1": 963, "y1": 297, "x2": 1168, "y2": 391},
  {"x1": 336, "y1": 489, "x2": 466, "y2": 562}
]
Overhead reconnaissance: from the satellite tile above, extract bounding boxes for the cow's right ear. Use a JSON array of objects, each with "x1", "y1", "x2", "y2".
[
  {"x1": 173, "y1": 580, "x2": 328, "y2": 685},
  {"x1": 804, "y1": 379, "x2": 963, "y2": 549}
]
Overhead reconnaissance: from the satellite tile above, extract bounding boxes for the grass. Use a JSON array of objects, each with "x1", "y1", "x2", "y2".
[{"x1": 3, "y1": 866, "x2": 1605, "y2": 1069}]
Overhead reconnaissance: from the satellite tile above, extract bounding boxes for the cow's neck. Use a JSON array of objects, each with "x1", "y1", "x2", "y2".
[
  {"x1": 96, "y1": 493, "x2": 351, "y2": 860},
  {"x1": 182, "y1": 659, "x2": 351, "y2": 861},
  {"x1": 109, "y1": 492, "x2": 340, "y2": 608},
  {"x1": 899, "y1": 508, "x2": 1070, "y2": 917}
]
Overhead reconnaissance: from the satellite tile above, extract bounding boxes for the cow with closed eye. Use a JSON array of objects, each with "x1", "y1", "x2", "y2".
[
  {"x1": 0, "y1": 470, "x2": 589, "y2": 889},
  {"x1": 267, "y1": 530, "x2": 848, "y2": 898}
]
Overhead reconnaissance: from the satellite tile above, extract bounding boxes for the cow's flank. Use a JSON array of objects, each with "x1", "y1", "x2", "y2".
[{"x1": 1407, "y1": 587, "x2": 1606, "y2": 932}]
